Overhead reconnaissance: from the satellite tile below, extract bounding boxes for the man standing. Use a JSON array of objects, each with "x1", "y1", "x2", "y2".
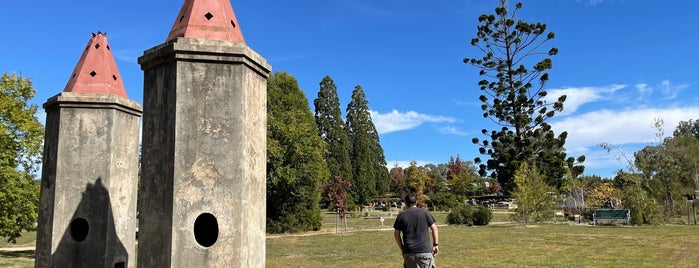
[{"x1": 393, "y1": 194, "x2": 439, "y2": 268}]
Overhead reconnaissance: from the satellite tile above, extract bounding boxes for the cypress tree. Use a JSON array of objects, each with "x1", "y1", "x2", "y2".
[
  {"x1": 266, "y1": 72, "x2": 329, "y2": 233},
  {"x1": 345, "y1": 85, "x2": 390, "y2": 205},
  {"x1": 313, "y1": 76, "x2": 352, "y2": 205}
]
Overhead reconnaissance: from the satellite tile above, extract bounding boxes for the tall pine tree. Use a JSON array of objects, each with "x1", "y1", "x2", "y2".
[
  {"x1": 313, "y1": 76, "x2": 352, "y2": 206},
  {"x1": 345, "y1": 85, "x2": 390, "y2": 205},
  {"x1": 267, "y1": 72, "x2": 329, "y2": 233},
  {"x1": 464, "y1": 1, "x2": 584, "y2": 194}
]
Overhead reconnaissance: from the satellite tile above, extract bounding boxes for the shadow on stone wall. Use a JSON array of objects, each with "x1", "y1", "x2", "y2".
[{"x1": 51, "y1": 178, "x2": 128, "y2": 267}]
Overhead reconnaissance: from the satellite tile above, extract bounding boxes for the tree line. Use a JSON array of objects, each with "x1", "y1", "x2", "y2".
[
  {"x1": 3, "y1": 0, "x2": 699, "y2": 242},
  {"x1": 266, "y1": 73, "x2": 390, "y2": 233}
]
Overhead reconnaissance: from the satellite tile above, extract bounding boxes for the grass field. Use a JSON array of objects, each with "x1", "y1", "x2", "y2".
[
  {"x1": 3, "y1": 209, "x2": 699, "y2": 267},
  {"x1": 0, "y1": 232, "x2": 36, "y2": 268}
]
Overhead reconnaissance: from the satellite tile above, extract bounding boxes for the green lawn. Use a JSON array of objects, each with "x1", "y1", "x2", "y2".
[
  {"x1": 0, "y1": 232, "x2": 35, "y2": 268},
  {"x1": 268, "y1": 222, "x2": 699, "y2": 268},
  {"x1": 4, "y1": 210, "x2": 699, "y2": 267}
]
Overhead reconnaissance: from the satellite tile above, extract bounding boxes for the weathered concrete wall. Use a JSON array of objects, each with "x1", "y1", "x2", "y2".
[
  {"x1": 138, "y1": 38, "x2": 270, "y2": 268},
  {"x1": 35, "y1": 93, "x2": 142, "y2": 268}
]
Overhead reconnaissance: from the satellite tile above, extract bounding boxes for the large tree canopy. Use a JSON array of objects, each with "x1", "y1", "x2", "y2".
[
  {"x1": 464, "y1": 1, "x2": 584, "y2": 194},
  {"x1": 266, "y1": 72, "x2": 329, "y2": 233},
  {"x1": 0, "y1": 72, "x2": 43, "y2": 243}
]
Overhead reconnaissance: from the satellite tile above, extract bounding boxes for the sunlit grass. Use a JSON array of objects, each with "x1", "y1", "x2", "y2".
[
  {"x1": 5, "y1": 210, "x2": 699, "y2": 268},
  {"x1": 268, "y1": 224, "x2": 699, "y2": 268},
  {"x1": 0, "y1": 232, "x2": 35, "y2": 268}
]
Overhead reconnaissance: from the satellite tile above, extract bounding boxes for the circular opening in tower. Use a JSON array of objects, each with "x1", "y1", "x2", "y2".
[
  {"x1": 194, "y1": 213, "x2": 218, "y2": 247},
  {"x1": 69, "y1": 218, "x2": 89, "y2": 242}
]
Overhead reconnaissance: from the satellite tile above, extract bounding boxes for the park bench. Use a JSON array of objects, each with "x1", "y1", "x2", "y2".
[{"x1": 593, "y1": 209, "x2": 630, "y2": 226}]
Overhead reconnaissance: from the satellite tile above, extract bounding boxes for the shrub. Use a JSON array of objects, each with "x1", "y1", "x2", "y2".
[
  {"x1": 429, "y1": 192, "x2": 462, "y2": 211},
  {"x1": 472, "y1": 205, "x2": 493, "y2": 226},
  {"x1": 446, "y1": 205, "x2": 492, "y2": 226},
  {"x1": 446, "y1": 207, "x2": 469, "y2": 226}
]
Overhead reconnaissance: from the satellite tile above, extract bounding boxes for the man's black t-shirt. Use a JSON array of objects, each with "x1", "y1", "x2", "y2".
[{"x1": 393, "y1": 207, "x2": 436, "y2": 254}]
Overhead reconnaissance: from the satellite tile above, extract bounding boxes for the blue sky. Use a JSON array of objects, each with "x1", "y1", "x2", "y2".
[{"x1": 2, "y1": 0, "x2": 698, "y2": 179}]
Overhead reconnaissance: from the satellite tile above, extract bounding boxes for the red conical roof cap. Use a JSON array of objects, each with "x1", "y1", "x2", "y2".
[
  {"x1": 63, "y1": 32, "x2": 128, "y2": 98},
  {"x1": 167, "y1": 0, "x2": 245, "y2": 43}
]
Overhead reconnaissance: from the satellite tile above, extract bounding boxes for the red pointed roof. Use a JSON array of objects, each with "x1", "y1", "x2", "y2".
[
  {"x1": 63, "y1": 32, "x2": 128, "y2": 98},
  {"x1": 167, "y1": 0, "x2": 245, "y2": 43}
]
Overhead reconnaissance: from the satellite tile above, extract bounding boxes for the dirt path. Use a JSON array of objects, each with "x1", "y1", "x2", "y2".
[{"x1": 0, "y1": 246, "x2": 34, "y2": 253}]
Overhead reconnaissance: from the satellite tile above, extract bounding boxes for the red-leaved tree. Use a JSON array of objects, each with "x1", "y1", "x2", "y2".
[{"x1": 324, "y1": 176, "x2": 352, "y2": 219}]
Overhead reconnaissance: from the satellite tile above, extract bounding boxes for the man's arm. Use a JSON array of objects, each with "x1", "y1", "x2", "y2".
[
  {"x1": 430, "y1": 223, "x2": 439, "y2": 256},
  {"x1": 393, "y1": 229, "x2": 404, "y2": 254}
]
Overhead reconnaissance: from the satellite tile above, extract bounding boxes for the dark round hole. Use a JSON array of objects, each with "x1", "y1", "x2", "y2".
[
  {"x1": 70, "y1": 218, "x2": 89, "y2": 242},
  {"x1": 194, "y1": 213, "x2": 218, "y2": 247}
]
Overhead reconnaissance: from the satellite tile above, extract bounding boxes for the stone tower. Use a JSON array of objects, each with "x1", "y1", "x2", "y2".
[
  {"x1": 137, "y1": 0, "x2": 270, "y2": 267},
  {"x1": 35, "y1": 32, "x2": 143, "y2": 268}
]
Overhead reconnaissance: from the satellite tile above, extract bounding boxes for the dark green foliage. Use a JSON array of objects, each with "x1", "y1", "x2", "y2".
[
  {"x1": 313, "y1": 76, "x2": 352, "y2": 206},
  {"x1": 464, "y1": 1, "x2": 584, "y2": 194},
  {"x1": 0, "y1": 73, "x2": 43, "y2": 243},
  {"x1": 615, "y1": 171, "x2": 663, "y2": 225},
  {"x1": 428, "y1": 190, "x2": 461, "y2": 212},
  {"x1": 446, "y1": 207, "x2": 468, "y2": 226},
  {"x1": 662, "y1": 120, "x2": 699, "y2": 214},
  {"x1": 446, "y1": 205, "x2": 492, "y2": 226},
  {"x1": 346, "y1": 85, "x2": 390, "y2": 205},
  {"x1": 267, "y1": 72, "x2": 329, "y2": 233},
  {"x1": 472, "y1": 205, "x2": 493, "y2": 226}
]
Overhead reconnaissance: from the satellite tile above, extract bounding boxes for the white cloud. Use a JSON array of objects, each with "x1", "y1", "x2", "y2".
[
  {"x1": 438, "y1": 126, "x2": 469, "y2": 136},
  {"x1": 113, "y1": 49, "x2": 139, "y2": 63},
  {"x1": 659, "y1": 79, "x2": 689, "y2": 99},
  {"x1": 635, "y1": 80, "x2": 689, "y2": 101},
  {"x1": 635, "y1": 83, "x2": 652, "y2": 100},
  {"x1": 551, "y1": 106, "x2": 699, "y2": 154},
  {"x1": 545, "y1": 84, "x2": 626, "y2": 115},
  {"x1": 370, "y1": 109, "x2": 456, "y2": 134}
]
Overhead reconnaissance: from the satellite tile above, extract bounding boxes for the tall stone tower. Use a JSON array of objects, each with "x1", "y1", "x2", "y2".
[
  {"x1": 35, "y1": 32, "x2": 143, "y2": 268},
  {"x1": 137, "y1": 0, "x2": 270, "y2": 267}
]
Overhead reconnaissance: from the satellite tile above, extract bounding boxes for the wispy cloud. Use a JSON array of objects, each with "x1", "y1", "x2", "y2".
[
  {"x1": 113, "y1": 49, "x2": 140, "y2": 63},
  {"x1": 545, "y1": 84, "x2": 626, "y2": 115},
  {"x1": 635, "y1": 80, "x2": 688, "y2": 101},
  {"x1": 438, "y1": 126, "x2": 470, "y2": 136},
  {"x1": 370, "y1": 109, "x2": 456, "y2": 134},
  {"x1": 635, "y1": 83, "x2": 652, "y2": 100},
  {"x1": 577, "y1": 0, "x2": 605, "y2": 5},
  {"x1": 575, "y1": 0, "x2": 631, "y2": 6},
  {"x1": 551, "y1": 106, "x2": 699, "y2": 154},
  {"x1": 659, "y1": 80, "x2": 689, "y2": 99}
]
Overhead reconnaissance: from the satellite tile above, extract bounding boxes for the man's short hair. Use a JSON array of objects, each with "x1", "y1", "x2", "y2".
[{"x1": 404, "y1": 194, "x2": 417, "y2": 206}]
